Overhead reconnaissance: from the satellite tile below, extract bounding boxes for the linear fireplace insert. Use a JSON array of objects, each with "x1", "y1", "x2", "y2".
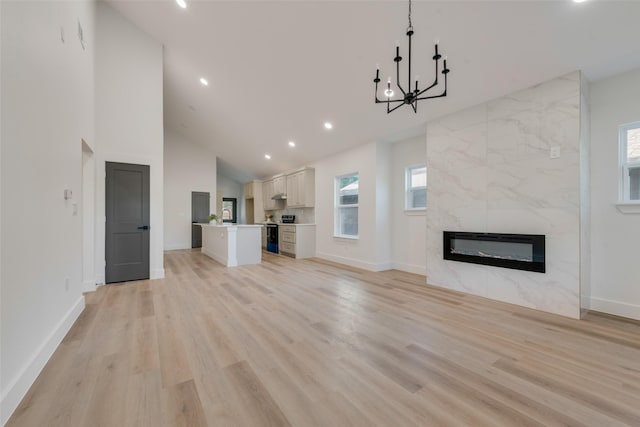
[{"x1": 443, "y1": 231, "x2": 545, "y2": 273}]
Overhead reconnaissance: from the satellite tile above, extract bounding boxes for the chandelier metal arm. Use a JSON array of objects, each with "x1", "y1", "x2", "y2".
[
  {"x1": 415, "y1": 91, "x2": 447, "y2": 101},
  {"x1": 415, "y1": 71, "x2": 448, "y2": 100},
  {"x1": 375, "y1": 97, "x2": 404, "y2": 105},
  {"x1": 387, "y1": 101, "x2": 407, "y2": 114}
]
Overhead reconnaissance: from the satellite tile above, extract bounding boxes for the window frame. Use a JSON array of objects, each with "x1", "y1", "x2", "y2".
[
  {"x1": 619, "y1": 121, "x2": 640, "y2": 203},
  {"x1": 405, "y1": 163, "x2": 427, "y2": 212},
  {"x1": 222, "y1": 197, "x2": 237, "y2": 223},
  {"x1": 334, "y1": 172, "x2": 359, "y2": 239}
]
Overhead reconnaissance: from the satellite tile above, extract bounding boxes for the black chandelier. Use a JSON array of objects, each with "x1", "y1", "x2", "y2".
[{"x1": 373, "y1": 0, "x2": 450, "y2": 114}]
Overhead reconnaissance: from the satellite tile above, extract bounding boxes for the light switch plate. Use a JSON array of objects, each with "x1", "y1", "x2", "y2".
[{"x1": 550, "y1": 146, "x2": 561, "y2": 159}]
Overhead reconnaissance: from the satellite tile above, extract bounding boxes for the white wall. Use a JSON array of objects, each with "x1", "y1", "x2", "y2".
[
  {"x1": 217, "y1": 173, "x2": 245, "y2": 224},
  {"x1": 391, "y1": 136, "x2": 427, "y2": 275},
  {"x1": 164, "y1": 130, "x2": 217, "y2": 250},
  {"x1": 590, "y1": 68, "x2": 640, "y2": 320},
  {"x1": 426, "y1": 72, "x2": 583, "y2": 319},
  {"x1": 94, "y1": 1, "x2": 164, "y2": 282},
  {"x1": 1, "y1": 1, "x2": 94, "y2": 422},
  {"x1": 375, "y1": 142, "x2": 392, "y2": 270},
  {"x1": 315, "y1": 142, "x2": 385, "y2": 271}
]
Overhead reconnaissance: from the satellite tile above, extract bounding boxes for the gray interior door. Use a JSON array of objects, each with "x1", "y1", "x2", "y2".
[
  {"x1": 105, "y1": 162, "x2": 150, "y2": 283},
  {"x1": 192, "y1": 191, "x2": 210, "y2": 248}
]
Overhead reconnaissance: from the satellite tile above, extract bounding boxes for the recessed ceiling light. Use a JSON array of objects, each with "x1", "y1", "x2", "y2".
[
  {"x1": 324, "y1": 122, "x2": 333, "y2": 130},
  {"x1": 176, "y1": 0, "x2": 187, "y2": 9},
  {"x1": 573, "y1": 0, "x2": 587, "y2": 2},
  {"x1": 264, "y1": 154, "x2": 271, "y2": 160},
  {"x1": 199, "y1": 77, "x2": 208, "y2": 86},
  {"x1": 288, "y1": 141, "x2": 296, "y2": 147}
]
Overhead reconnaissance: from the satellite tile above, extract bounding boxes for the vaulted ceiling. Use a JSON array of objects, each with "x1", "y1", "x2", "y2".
[{"x1": 106, "y1": 0, "x2": 640, "y2": 181}]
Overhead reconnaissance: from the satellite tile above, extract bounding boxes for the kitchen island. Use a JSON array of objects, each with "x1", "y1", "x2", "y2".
[{"x1": 199, "y1": 224, "x2": 263, "y2": 267}]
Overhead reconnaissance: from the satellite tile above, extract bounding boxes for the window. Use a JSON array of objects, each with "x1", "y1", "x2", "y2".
[
  {"x1": 620, "y1": 122, "x2": 640, "y2": 201},
  {"x1": 222, "y1": 198, "x2": 237, "y2": 223},
  {"x1": 335, "y1": 173, "x2": 358, "y2": 238},
  {"x1": 406, "y1": 164, "x2": 427, "y2": 210}
]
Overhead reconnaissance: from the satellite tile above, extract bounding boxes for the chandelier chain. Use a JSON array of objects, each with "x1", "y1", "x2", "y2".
[{"x1": 408, "y1": 0, "x2": 412, "y2": 29}]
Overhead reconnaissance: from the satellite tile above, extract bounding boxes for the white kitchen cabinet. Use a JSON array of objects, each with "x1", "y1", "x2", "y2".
[
  {"x1": 262, "y1": 179, "x2": 275, "y2": 210},
  {"x1": 273, "y1": 175, "x2": 286, "y2": 195},
  {"x1": 278, "y1": 224, "x2": 315, "y2": 259},
  {"x1": 285, "y1": 168, "x2": 315, "y2": 208},
  {"x1": 262, "y1": 177, "x2": 285, "y2": 211}
]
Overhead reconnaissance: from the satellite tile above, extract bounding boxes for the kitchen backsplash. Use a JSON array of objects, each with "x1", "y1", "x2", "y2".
[{"x1": 267, "y1": 207, "x2": 315, "y2": 224}]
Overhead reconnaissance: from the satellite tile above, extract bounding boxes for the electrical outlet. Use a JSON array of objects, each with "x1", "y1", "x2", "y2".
[{"x1": 550, "y1": 146, "x2": 561, "y2": 159}]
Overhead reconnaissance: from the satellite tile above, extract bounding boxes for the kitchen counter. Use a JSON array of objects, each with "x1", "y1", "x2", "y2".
[{"x1": 197, "y1": 224, "x2": 262, "y2": 266}]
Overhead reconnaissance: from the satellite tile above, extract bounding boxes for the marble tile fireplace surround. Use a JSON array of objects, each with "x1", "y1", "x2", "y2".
[{"x1": 426, "y1": 71, "x2": 586, "y2": 319}]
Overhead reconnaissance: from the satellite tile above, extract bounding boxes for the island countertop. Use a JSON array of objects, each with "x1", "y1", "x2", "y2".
[{"x1": 197, "y1": 223, "x2": 263, "y2": 228}]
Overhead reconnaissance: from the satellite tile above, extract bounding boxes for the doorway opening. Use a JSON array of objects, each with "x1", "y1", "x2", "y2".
[{"x1": 191, "y1": 191, "x2": 210, "y2": 248}]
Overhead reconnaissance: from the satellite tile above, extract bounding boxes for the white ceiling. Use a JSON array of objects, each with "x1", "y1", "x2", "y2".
[{"x1": 106, "y1": 0, "x2": 640, "y2": 181}]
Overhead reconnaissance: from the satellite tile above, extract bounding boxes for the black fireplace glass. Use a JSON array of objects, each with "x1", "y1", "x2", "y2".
[{"x1": 443, "y1": 231, "x2": 545, "y2": 273}]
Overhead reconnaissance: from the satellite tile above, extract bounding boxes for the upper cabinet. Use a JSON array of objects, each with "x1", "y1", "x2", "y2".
[
  {"x1": 262, "y1": 176, "x2": 285, "y2": 211},
  {"x1": 286, "y1": 168, "x2": 315, "y2": 208},
  {"x1": 273, "y1": 175, "x2": 286, "y2": 195},
  {"x1": 261, "y1": 168, "x2": 314, "y2": 211},
  {"x1": 244, "y1": 181, "x2": 254, "y2": 199}
]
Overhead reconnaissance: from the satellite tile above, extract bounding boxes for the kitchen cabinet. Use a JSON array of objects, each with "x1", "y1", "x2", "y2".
[
  {"x1": 278, "y1": 224, "x2": 316, "y2": 259},
  {"x1": 263, "y1": 176, "x2": 286, "y2": 211},
  {"x1": 244, "y1": 181, "x2": 254, "y2": 199},
  {"x1": 262, "y1": 179, "x2": 276, "y2": 210},
  {"x1": 273, "y1": 175, "x2": 286, "y2": 195},
  {"x1": 285, "y1": 168, "x2": 315, "y2": 208}
]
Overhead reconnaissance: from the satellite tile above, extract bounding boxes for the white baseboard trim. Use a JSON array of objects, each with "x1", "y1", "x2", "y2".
[
  {"x1": 581, "y1": 295, "x2": 591, "y2": 311},
  {"x1": 315, "y1": 252, "x2": 378, "y2": 271},
  {"x1": 375, "y1": 261, "x2": 393, "y2": 272},
  {"x1": 151, "y1": 268, "x2": 165, "y2": 280},
  {"x1": 589, "y1": 296, "x2": 640, "y2": 321},
  {"x1": 391, "y1": 262, "x2": 427, "y2": 276},
  {"x1": 82, "y1": 279, "x2": 96, "y2": 293},
  {"x1": 1, "y1": 296, "x2": 85, "y2": 426}
]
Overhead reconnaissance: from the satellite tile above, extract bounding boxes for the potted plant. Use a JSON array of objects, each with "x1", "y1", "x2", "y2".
[{"x1": 209, "y1": 213, "x2": 220, "y2": 224}]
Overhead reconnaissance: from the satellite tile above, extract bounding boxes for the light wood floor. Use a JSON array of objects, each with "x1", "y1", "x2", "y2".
[{"x1": 7, "y1": 250, "x2": 640, "y2": 426}]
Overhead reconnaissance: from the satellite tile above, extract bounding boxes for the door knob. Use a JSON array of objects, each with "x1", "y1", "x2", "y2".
[{"x1": 137, "y1": 225, "x2": 149, "y2": 230}]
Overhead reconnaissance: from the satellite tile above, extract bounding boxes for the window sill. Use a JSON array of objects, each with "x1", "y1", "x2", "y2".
[
  {"x1": 334, "y1": 235, "x2": 359, "y2": 240},
  {"x1": 616, "y1": 202, "x2": 640, "y2": 214},
  {"x1": 404, "y1": 208, "x2": 426, "y2": 216}
]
